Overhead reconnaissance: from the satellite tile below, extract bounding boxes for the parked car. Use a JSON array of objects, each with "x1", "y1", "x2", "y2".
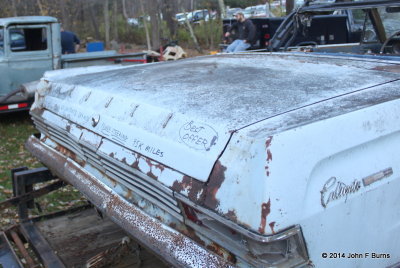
[
  {"x1": 225, "y1": 7, "x2": 243, "y2": 19},
  {"x1": 28, "y1": 49, "x2": 400, "y2": 268},
  {"x1": 243, "y1": 6, "x2": 256, "y2": 18},
  {"x1": 252, "y1": 4, "x2": 274, "y2": 18},
  {"x1": 175, "y1": 12, "x2": 187, "y2": 24},
  {"x1": 190, "y1": 9, "x2": 209, "y2": 23}
]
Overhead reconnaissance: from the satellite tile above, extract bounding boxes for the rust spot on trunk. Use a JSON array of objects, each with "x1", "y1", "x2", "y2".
[
  {"x1": 269, "y1": 221, "x2": 276, "y2": 234},
  {"x1": 372, "y1": 65, "x2": 400, "y2": 73},
  {"x1": 125, "y1": 189, "x2": 132, "y2": 199},
  {"x1": 224, "y1": 209, "x2": 238, "y2": 222},
  {"x1": 145, "y1": 159, "x2": 165, "y2": 180},
  {"x1": 258, "y1": 199, "x2": 271, "y2": 234},
  {"x1": 55, "y1": 144, "x2": 85, "y2": 166},
  {"x1": 172, "y1": 176, "x2": 204, "y2": 202},
  {"x1": 267, "y1": 150, "x2": 272, "y2": 162},
  {"x1": 203, "y1": 161, "x2": 227, "y2": 209},
  {"x1": 131, "y1": 158, "x2": 140, "y2": 170},
  {"x1": 265, "y1": 136, "x2": 273, "y2": 177},
  {"x1": 265, "y1": 136, "x2": 273, "y2": 147}
]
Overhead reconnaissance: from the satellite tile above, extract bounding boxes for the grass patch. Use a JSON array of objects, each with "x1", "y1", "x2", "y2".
[
  {"x1": 0, "y1": 112, "x2": 39, "y2": 201},
  {"x1": 0, "y1": 112, "x2": 86, "y2": 229}
]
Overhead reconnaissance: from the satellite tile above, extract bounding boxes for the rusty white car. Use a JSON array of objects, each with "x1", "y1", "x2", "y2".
[{"x1": 26, "y1": 52, "x2": 400, "y2": 267}]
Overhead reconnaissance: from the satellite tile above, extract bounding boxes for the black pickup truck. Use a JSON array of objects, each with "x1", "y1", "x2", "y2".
[
  {"x1": 223, "y1": 0, "x2": 400, "y2": 56},
  {"x1": 223, "y1": 13, "x2": 358, "y2": 50}
]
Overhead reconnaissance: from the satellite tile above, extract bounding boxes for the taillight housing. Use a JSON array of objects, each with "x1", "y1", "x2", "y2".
[{"x1": 178, "y1": 195, "x2": 309, "y2": 267}]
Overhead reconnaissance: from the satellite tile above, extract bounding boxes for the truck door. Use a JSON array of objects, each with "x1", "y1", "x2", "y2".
[
  {"x1": 6, "y1": 24, "x2": 53, "y2": 91},
  {"x1": 0, "y1": 26, "x2": 12, "y2": 99}
]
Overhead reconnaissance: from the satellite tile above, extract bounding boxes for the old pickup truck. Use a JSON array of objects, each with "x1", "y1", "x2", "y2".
[
  {"x1": 24, "y1": 52, "x2": 400, "y2": 267},
  {"x1": 0, "y1": 16, "x2": 146, "y2": 113}
]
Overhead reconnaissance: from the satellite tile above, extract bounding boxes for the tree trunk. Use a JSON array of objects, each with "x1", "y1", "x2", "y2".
[
  {"x1": 162, "y1": 0, "x2": 178, "y2": 39},
  {"x1": 88, "y1": 1, "x2": 101, "y2": 40},
  {"x1": 37, "y1": 0, "x2": 45, "y2": 15},
  {"x1": 286, "y1": 0, "x2": 294, "y2": 15},
  {"x1": 149, "y1": 0, "x2": 161, "y2": 51},
  {"x1": 183, "y1": 9, "x2": 202, "y2": 53},
  {"x1": 121, "y1": 0, "x2": 129, "y2": 20},
  {"x1": 218, "y1": 0, "x2": 225, "y2": 18},
  {"x1": 11, "y1": 0, "x2": 18, "y2": 16},
  {"x1": 113, "y1": 0, "x2": 118, "y2": 41},
  {"x1": 60, "y1": 0, "x2": 70, "y2": 29},
  {"x1": 208, "y1": 13, "x2": 214, "y2": 49},
  {"x1": 104, "y1": 0, "x2": 110, "y2": 48},
  {"x1": 139, "y1": 0, "x2": 151, "y2": 50}
]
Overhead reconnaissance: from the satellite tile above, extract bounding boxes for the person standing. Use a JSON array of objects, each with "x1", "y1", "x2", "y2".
[
  {"x1": 61, "y1": 27, "x2": 80, "y2": 54},
  {"x1": 224, "y1": 12, "x2": 256, "y2": 53}
]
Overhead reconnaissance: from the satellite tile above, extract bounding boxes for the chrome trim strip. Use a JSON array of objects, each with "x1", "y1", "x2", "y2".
[{"x1": 175, "y1": 192, "x2": 301, "y2": 243}]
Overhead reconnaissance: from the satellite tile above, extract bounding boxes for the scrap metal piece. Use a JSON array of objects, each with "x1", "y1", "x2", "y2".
[
  {"x1": 0, "y1": 232, "x2": 24, "y2": 268},
  {"x1": 9, "y1": 230, "x2": 36, "y2": 268}
]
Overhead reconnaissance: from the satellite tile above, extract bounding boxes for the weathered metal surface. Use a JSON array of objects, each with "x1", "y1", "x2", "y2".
[
  {"x1": 26, "y1": 136, "x2": 235, "y2": 268},
  {"x1": 0, "y1": 16, "x2": 57, "y2": 27},
  {"x1": 213, "y1": 79, "x2": 400, "y2": 267},
  {"x1": 33, "y1": 54, "x2": 400, "y2": 182},
  {"x1": 29, "y1": 52, "x2": 400, "y2": 267}
]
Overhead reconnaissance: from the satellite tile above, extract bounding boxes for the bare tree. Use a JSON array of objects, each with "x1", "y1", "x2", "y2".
[
  {"x1": 87, "y1": 0, "x2": 101, "y2": 40},
  {"x1": 121, "y1": 0, "x2": 129, "y2": 19},
  {"x1": 182, "y1": 8, "x2": 202, "y2": 53},
  {"x1": 59, "y1": 0, "x2": 70, "y2": 29},
  {"x1": 148, "y1": 0, "x2": 161, "y2": 50},
  {"x1": 11, "y1": 0, "x2": 18, "y2": 16},
  {"x1": 218, "y1": 0, "x2": 225, "y2": 18},
  {"x1": 139, "y1": 0, "x2": 151, "y2": 50},
  {"x1": 286, "y1": 0, "x2": 294, "y2": 14},
  {"x1": 162, "y1": 0, "x2": 178, "y2": 39},
  {"x1": 36, "y1": 0, "x2": 45, "y2": 15},
  {"x1": 113, "y1": 0, "x2": 118, "y2": 41},
  {"x1": 104, "y1": 0, "x2": 110, "y2": 48}
]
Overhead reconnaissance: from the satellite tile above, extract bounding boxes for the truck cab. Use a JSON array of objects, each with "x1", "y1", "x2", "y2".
[
  {"x1": 0, "y1": 16, "x2": 61, "y2": 112},
  {"x1": 0, "y1": 16, "x2": 146, "y2": 114}
]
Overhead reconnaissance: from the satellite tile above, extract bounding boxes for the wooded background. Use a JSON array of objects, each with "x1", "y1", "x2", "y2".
[{"x1": 0, "y1": 0, "x2": 277, "y2": 51}]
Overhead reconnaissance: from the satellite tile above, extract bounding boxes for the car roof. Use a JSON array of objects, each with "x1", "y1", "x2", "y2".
[{"x1": 0, "y1": 16, "x2": 57, "y2": 27}]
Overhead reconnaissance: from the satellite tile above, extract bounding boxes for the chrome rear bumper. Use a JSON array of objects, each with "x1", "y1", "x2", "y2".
[{"x1": 26, "y1": 135, "x2": 234, "y2": 268}]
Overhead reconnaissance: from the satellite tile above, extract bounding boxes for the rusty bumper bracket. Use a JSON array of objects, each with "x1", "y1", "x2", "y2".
[{"x1": 25, "y1": 135, "x2": 235, "y2": 268}]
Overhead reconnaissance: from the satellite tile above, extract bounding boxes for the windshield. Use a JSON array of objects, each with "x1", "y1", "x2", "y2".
[{"x1": 0, "y1": 27, "x2": 3, "y2": 56}]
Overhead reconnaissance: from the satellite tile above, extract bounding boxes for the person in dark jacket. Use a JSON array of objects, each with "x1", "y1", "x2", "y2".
[
  {"x1": 61, "y1": 27, "x2": 80, "y2": 54},
  {"x1": 224, "y1": 12, "x2": 256, "y2": 52}
]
